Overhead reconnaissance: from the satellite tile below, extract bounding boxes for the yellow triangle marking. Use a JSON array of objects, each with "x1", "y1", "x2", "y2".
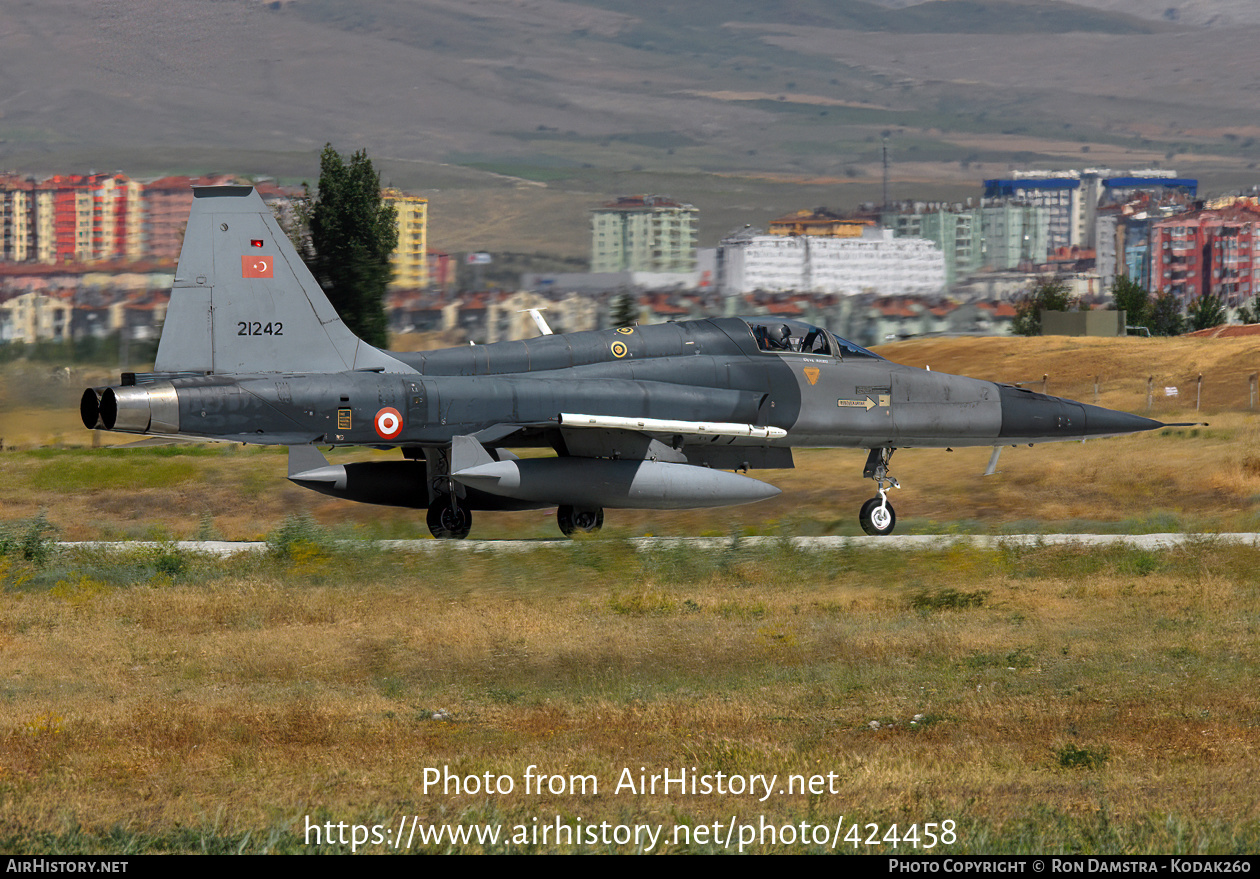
[{"x1": 803, "y1": 367, "x2": 820, "y2": 386}]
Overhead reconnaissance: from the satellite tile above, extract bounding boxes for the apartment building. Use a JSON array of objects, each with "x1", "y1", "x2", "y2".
[
  {"x1": 984, "y1": 169, "x2": 1195, "y2": 251},
  {"x1": 383, "y1": 189, "x2": 429, "y2": 289},
  {"x1": 1, "y1": 173, "x2": 146, "y2": 264},
  {"x1": 591, "y1": 195, "x2": 698, "y2": 273},
  {"x1": 0, "y1": 178, "x2": 34, "y2": 262},
  {"x1": 768, "y1": 208, "x2": 868, "y2": 239},
  {"x1": 718, "y1": 227, "x2": 945, "y2": 297},
  {"x1": 0, "y1": 290, "x2": 74, "y2": 343},
  {"x1": 883, "y1": 202, "x2": 1048, "y2": 287},
  {"x1": 1151, "y1": 203, "x2": 1260, "y2": 303}
]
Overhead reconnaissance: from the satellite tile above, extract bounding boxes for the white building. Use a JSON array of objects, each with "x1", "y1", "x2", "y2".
[
  {"x1": 718, "y1": 228, "x2": 945, "y2": 296},
  {"x1": 0, "y1": 291, "x2": 73, "y2": 343}
]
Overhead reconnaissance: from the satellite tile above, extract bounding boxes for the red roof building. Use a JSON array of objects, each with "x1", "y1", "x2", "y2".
[
  {"x1": 143, "y1": 175, "x2": 239, "y2": 261},
  {"x1": 1151, "y1": 203, "x2": 1260, "y2": 304},
  {"x1": 39, "y1": 173, "x2": 145, "y2": 264}
]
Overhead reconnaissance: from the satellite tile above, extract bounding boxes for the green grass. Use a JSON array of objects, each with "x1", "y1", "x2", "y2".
[{"x1": 28, "y1": 458, "x2": 203, "y2": 493}]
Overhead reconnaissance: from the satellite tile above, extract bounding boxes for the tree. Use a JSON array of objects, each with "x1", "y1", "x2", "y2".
[
  {"x1": 1110, "y1": 275, "x2": 1149, "y2": 329},
  {"x1": 1147, "y1": 290, "x2": 1185, "y2": 337},
  {"x1": 1187, "y1": 294, "x2": 1226, "y2": 331},
  {"x1": 306, "y1": 144, "x2": 397, "y2": 349},
  {"x1": 1238, "y1": 296, "x2": 1259, "y2": 324},
  {"x1": 610, "y1": 292, "x2": 638, "y2": 328},
  {"x1": 275, "y1": 184, "x2": 314, "y2": 257},
  {"x1": 1011, "y1": 278, "x2": 1075, "y2": 336}
]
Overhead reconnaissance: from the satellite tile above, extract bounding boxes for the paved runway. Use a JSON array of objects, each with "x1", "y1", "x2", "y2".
[{"x1": 57, "y1": 533, "x2": 1260, "y2": 556}]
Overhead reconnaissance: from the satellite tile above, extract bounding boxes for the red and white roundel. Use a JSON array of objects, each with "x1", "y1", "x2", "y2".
[{"x1": 374, "y1": 407, "x2": 403, "y2": 440}]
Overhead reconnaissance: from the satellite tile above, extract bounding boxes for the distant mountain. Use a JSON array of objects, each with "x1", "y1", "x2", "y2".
[
  {"x1": 0, "y1": 0, "x2": 1255, "y2": 201},
  {"x1": 873, "y1": 0, "x2": 1260, "y2": 28},
  {"x1": 565, "y1": 0, "x2": 1164, "y2": 33},
  {"x1": 999, "y1": 0, "x2": 1260, "y2": 28}
]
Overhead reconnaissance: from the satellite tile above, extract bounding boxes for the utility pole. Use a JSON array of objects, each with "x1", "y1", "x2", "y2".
[{"x1": 882, "y1": 136, "x2": 890, "y2": 212}]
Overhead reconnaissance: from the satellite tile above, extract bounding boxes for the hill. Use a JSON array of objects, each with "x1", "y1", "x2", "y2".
[
  {"x1": 0, "y1": 0, "x2": 1258, "y2": 260},
  {"x1": 876, "y1": 333, "x2": 1260, "y2": 411}
]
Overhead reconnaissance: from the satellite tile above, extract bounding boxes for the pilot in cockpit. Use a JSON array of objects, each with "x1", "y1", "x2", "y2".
[
  {"x1": 768, "y1": 324, "x2": 794, "y2": 351},
  {"x1": 752, "y1": 320, "x2": 835, "y2": 356}
]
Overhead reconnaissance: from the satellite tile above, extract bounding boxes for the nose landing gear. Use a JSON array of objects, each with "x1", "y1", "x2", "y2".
[{"x1": 859, "y1": 447, "x2": 899, "y2": 536}]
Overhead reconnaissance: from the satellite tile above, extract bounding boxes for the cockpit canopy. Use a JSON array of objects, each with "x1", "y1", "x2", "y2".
[{"x1": 740, "y1": 318, "x2": 883, "y2": 360}]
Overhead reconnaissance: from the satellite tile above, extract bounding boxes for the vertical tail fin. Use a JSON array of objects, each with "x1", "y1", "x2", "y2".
[{"x1": 154, "y1": 185, "x2": 411, "y2": 375}]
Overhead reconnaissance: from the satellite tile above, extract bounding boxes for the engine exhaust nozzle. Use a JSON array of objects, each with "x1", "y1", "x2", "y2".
[{"x1": 98, "y1": 382, "x2": 180, "y2": 434}]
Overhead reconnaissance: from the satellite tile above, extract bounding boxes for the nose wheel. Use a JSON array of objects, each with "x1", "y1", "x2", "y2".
[
  {"x1": 859, "y1": 496, "x2": 896, "y2": 536},
  {"x1": 859, "y1": 448, "x2": 899, "y2": 536}
]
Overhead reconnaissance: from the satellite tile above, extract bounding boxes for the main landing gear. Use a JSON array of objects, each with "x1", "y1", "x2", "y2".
[
  {"x1": 557, "y1": 505, "x2": 603, "y2": 537},
  {"x1": 425, "y1": 497, "x2": 607, "y2": 540},
  {"x1": 427, "y1": 494, "x2": 471, "y2": 539},
  {"x1": 859, "y1": 447, "x2": 899, "y2": 536}
]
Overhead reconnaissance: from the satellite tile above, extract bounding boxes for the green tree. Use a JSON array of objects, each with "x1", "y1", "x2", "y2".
[
  {"x1": 1110, "y1": 275, "x2": 1149, "y2": 329},
  {"x1": 1238, "y1": 296, "x2": 1259, "y2": 324},
  {"x1": 610, "y1": 292, "x2": 638, "y2": 328},
  {"x1": 275, "y1": 183, "x2": 314, "y2": 258},
  {"x1": 307, "y1": 145, "x2": 398, "y2": 349},
  {"x1": 1147, "y1": 290, "x2": 1186, "y2": 337},
  {"x1": 1187, "y1": 294, "x2": 1226, "y2": 331},
  {"x1": 1011, "y1": 278, "x2": 1075, "y2": 336}
]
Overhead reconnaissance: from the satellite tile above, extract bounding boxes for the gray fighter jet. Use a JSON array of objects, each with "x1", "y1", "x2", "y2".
[{"x1": 81, "y1": 186, "x2": 1168, "y2": 538}]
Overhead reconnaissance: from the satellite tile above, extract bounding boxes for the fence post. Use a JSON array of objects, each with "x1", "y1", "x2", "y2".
[
  {"x1": 1196, "y1": 373, "x2": 1202, "y2": 411},
  {"x1": 1251, "y1": 373, "x2": 1257, "y2": 410},
  {"x1": 1094, "y1": 375, "x2": 1099, "y2": 404},
  {"x1": 1042, "y1": 374, "x2": 1048, "y2": 394},
  {"x1": 1147, "y1": 376, "x2": 1154, "y2": 412}
]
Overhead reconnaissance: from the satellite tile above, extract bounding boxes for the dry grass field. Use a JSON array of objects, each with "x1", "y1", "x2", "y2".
[
  {"x1": 2, "y1": 335, "x2": 1260, "y2": 853},
  {"x1": 1, "y1": 538, "x2": 1258, "y2": 853}
]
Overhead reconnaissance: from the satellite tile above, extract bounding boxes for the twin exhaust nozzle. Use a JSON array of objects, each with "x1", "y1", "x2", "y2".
[{"x1": 80, "y1": 382, "x2": 181, "y2": 434}]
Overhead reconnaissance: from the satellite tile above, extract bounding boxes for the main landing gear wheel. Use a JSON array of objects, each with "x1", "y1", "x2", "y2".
[
  {"x1": 859, "y1": 496, "x2": 896, "y2": 536},
  {"x1": 859, "y1": 447, "x2": 900, "y2": 536},
  {"x1": 557, "y1": 505, "x2": 603, "y2": 538},
  {"x1": 427, "y1": 496, "x2": 471, "y2": 539}
]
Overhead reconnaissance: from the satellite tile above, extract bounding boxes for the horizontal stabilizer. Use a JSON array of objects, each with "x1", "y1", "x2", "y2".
[{"x1": 112, "y1": 436, "x2": 193, "y2": 448}]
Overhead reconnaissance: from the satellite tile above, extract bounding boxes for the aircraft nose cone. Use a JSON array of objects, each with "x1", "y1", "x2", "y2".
[
  {"x1": 1081, "y1": 403, "x2": 1164, "y2": 437},
  {"x1": 998, "y1": 384, "x2": 1163, "y2": 439}
]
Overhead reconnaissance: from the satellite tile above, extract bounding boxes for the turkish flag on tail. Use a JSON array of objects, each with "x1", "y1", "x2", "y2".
[{"x1": 242, "y1": 255, "x2": 274, "y2": 279}]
